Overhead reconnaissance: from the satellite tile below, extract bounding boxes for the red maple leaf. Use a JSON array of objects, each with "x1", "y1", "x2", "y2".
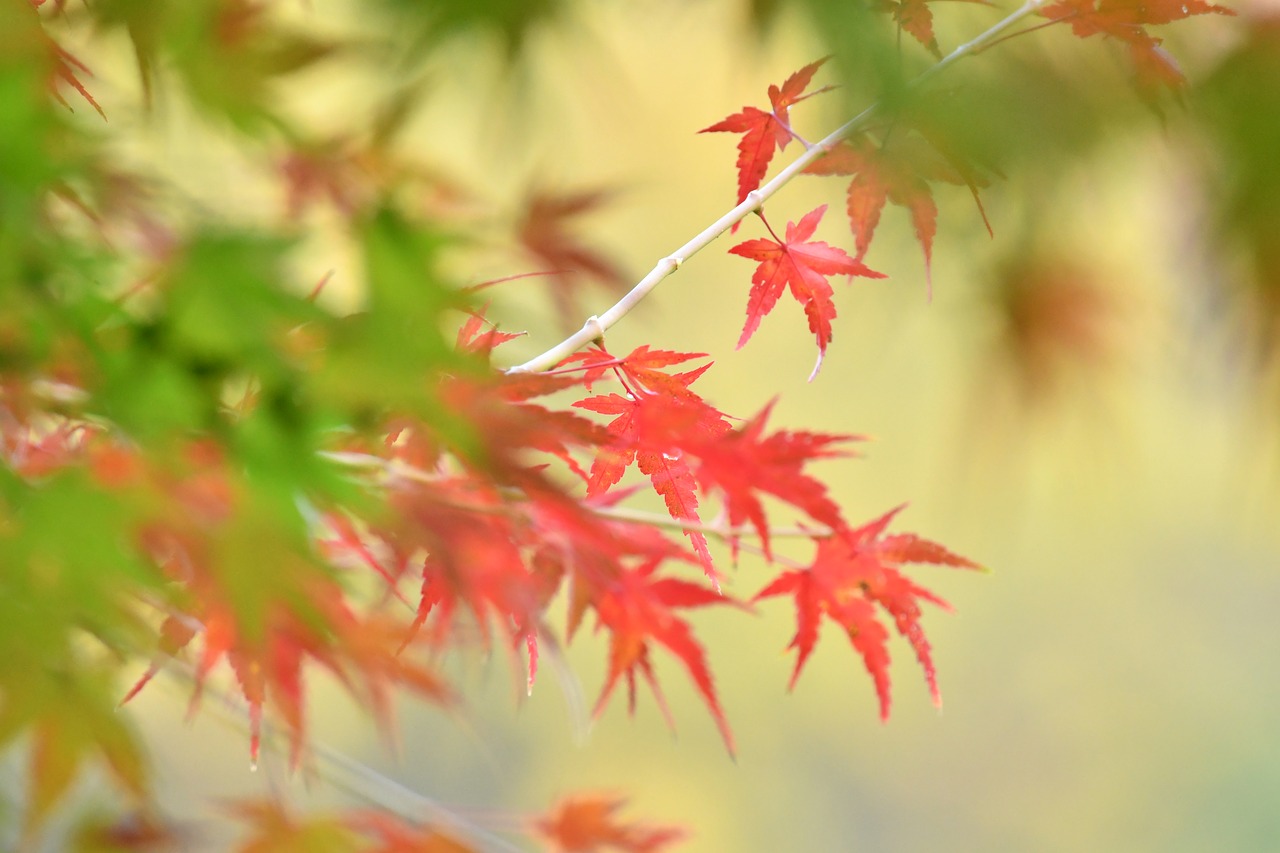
[
  {"x1": 591, "y1": 559, "x2": 742, "y2": 755},
  {"x1": 121, "y1": 443, "x2": 453, "y2": 767},
  {"x1": 574, "y1": 391, "x2": 729, "y2": 580},
  {"x1": 558, "y1": 344, "x2": 712, "y2": 400},
  {"x1": 700, "y1": 59, "x2": 832, "y2": 220},
  {"x1": 455, "y1": 308, "x2": 524, "y2": 357},
  {"x1": 694, "y1": 400, "x2": 858, "y2": 560},
  {"x1": 536, "y1": 794, "x2": 687, "y2": 853},
  {"x1": 387, "y1": 479, "x2": 546, "y2": 666},
  {"x1": 728, "y1": 204, "x2": 884, "y2": 378},
  {"x1": 754, "y1": 507, "x2": 980, "y2": 719},
  {"x1": 565, "y1": 345, "x2": 730, "y2": 580}
]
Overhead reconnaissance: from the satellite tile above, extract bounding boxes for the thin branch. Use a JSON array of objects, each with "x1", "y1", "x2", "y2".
[
  {"x1": 154, "y1": 661, "x2": 531, "y2": 853},
  {"x1": 588, "y1": 504, "x2": 831, "y2": 542},
  {"x1": 322, "y1": 451, "x2": 835, "y2": 543},
  {"x1": 505, "y1": 0, "x2": 1049, "y2": 375}
]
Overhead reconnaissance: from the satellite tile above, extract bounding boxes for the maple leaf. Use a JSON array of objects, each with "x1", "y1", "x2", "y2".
[
  {"x1": 558, "y1": 345, "x2": 713, "y2": 400},
  {"x1": 566, "y1": 345, "x2": 730, "y2": 580},
  {"x1": 754, "y1": 507, "x2": 980, "y2": 719},
  {"x1": 125, "y1": 594, "x2": 451, "y2": 769},
  {"x1": 517, "y1": 188, "x2": 630, "y2": 328},
  {"x1": 390, "y1": 480, "x2": 543, "y2": 656},
  {"x1": 1040, "y1": 0, "x2": 1235, "y2": 91},
  {"x1": 575, "y1": 391, "x2": 727, "y2": 579},
  {"x1": 591, "y1": 559, "x2": 742, "y2": 755},
  {"x1": 806, "y1": 132, "x2": 993, "y2": 296},
  {"x1": 13, "y1": 674, "x2": 148, "y2": 833},
  {"x1": 278, "y1": 141, "x2": 368, "y2": 218},
  {"x1": 115, "y1": 444, "x2": 455, "y2": 768},
  {"x1": 872, "y1": 0, "x2": 992, "y2": 58},
  {"x1": 694, "y1": 400, "x2": 858, "y2": 560},
  {"x1": 536, "y1": 794, "x2": 687, "y2": 853},
  {"x1": 455, "y1": 308, "x2": 523, "y2": 357},
  {"x1": 728, "y1": 205, "x2": 884, "y2": 378},
  {"x1": 700, "y1": 59, "x2": 832, "y2": 221}
]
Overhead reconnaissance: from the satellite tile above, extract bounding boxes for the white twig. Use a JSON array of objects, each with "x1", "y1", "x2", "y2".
[{"x1": 505, "y1": 0, "x2": 1049, "y2": 375}]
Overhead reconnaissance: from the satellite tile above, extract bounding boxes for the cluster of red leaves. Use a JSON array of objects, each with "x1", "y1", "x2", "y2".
[
  {"x1": 79, "y1": 306, "x2": 974, "y2": 773},
  {"x1": 1039, "y1": 0, "x2": 1235, "y2": 92},
  {"x1": 547, "y1": 341, "x2": 974, "y2": 741},
  {"x1": 703, "y1": 62, "x2": 992, "y2": 368},
  {"x1": 110, "y1": 439, "x2": 452, "y2": 767}
]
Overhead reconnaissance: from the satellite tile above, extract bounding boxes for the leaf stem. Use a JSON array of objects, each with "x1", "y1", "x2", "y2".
[
  {"x1": 320, "y1": 451, "x2": 836, "y2": 544},
  {"x1": 505, "y1": 0, "x2": 1049, "y2": 375}
]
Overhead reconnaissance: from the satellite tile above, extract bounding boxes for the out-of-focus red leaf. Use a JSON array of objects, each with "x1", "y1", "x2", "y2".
[
  {"x1": 592, "y1": 559, "x2": 742, "y2": 756},
  {"x1": 516, "y1": 189, "x2": 630, "y2": 325},
  {"x1": 455, "y1": 309, "x2": 524, "y2": 357},
  {"x1": 991, "y1": 251, "x2": 1116, "y2": 401},
  {"x1": 806, "y1": 131, "x2": 993, "y2": 295},
  {"x1": 536, "y1": 794, "x2": 687, "y2": 853},
  {"x1": 1040, "y1": 0, "x2": 1234, "y2": 91}
]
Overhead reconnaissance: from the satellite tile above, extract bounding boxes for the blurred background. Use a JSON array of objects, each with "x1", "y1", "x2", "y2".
[{"x1": 32, "y1": 0, "x2": 1280, "y2": 849}]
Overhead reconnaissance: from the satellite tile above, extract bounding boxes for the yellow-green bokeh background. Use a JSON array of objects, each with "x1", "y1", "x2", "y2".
[{"x1": 102, "y1": 1, "x2": 1280, "y2": 849}]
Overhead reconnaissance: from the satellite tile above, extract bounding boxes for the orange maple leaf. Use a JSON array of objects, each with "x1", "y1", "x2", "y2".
[{"x1": 536, "y1": 794, "x2": 687, "y2": 853}]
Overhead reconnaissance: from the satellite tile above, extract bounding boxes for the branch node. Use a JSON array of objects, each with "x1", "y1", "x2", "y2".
[
  {"x1": 744, "y1": 190, "x2": 765, "y2": 213},
  {"x1": 583, "y1": 315, "x2": 606, "y2": 346},
  {"x1": 666, "y1": 255, "x2": 683, "y2": 271}
]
